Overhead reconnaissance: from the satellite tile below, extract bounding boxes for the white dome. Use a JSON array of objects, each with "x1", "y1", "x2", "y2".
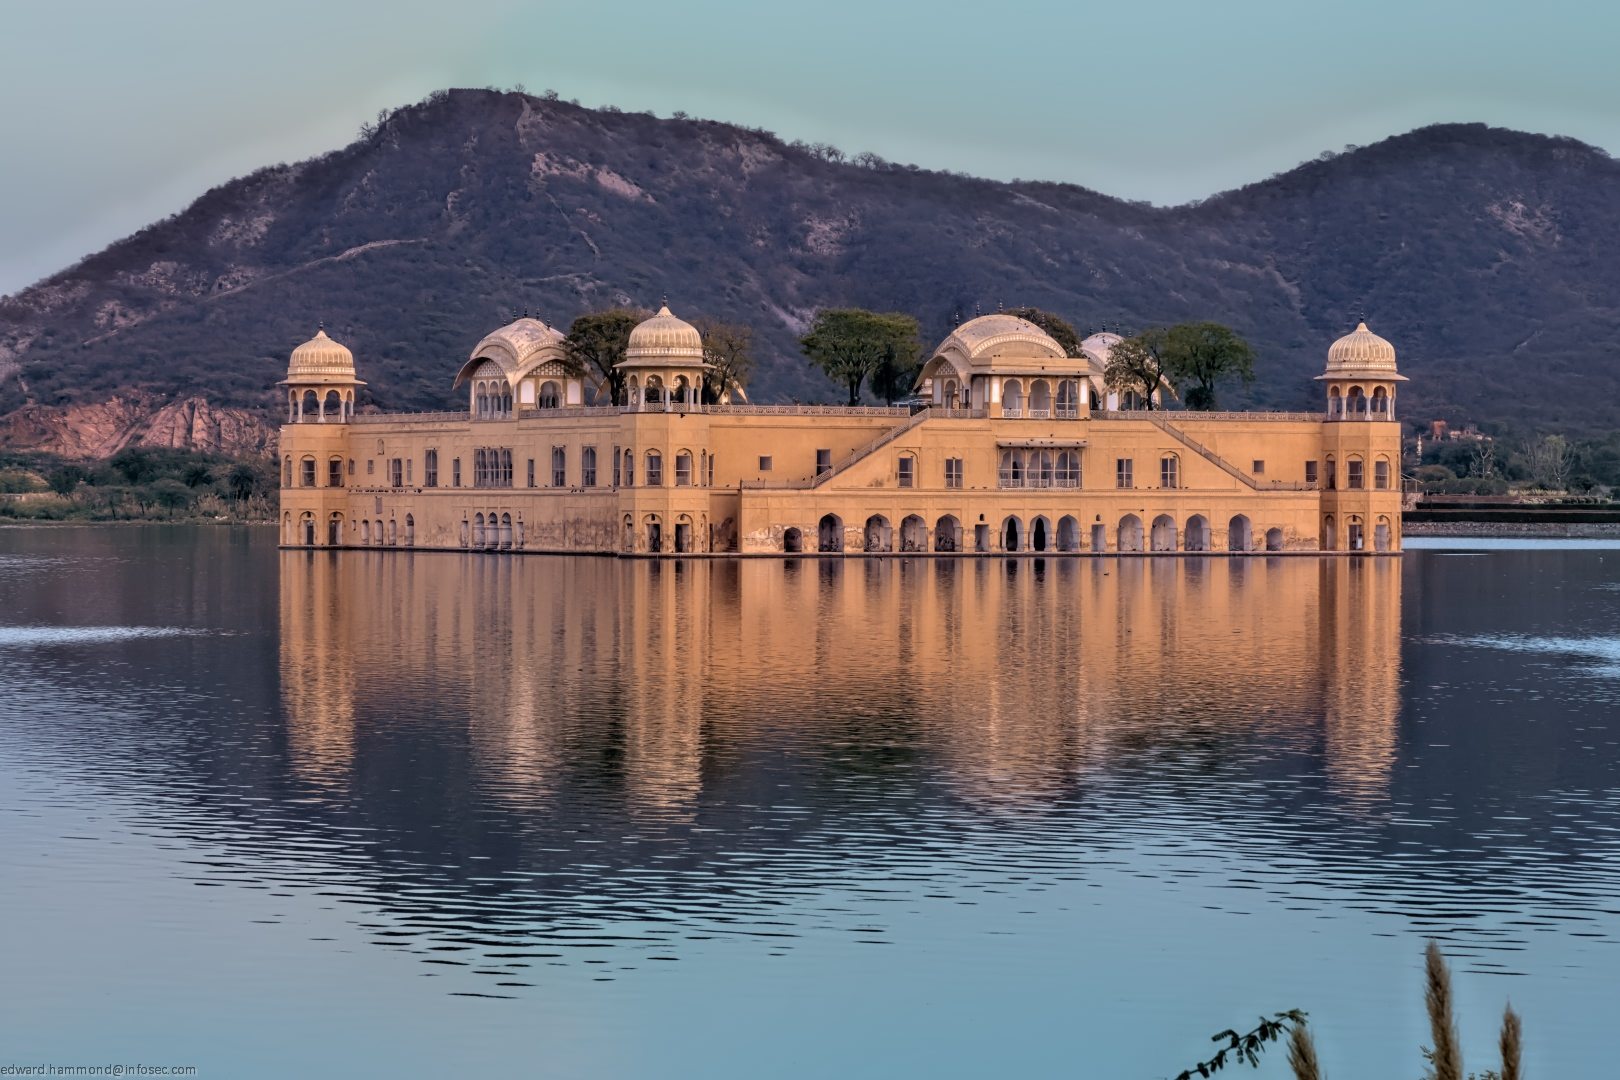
[
  {"x1": 468, "y1": 316, "x2": 566, "y2": 369},
  {"x1": 1326, "y1": 321, "x2": 1398, "y2": 373},
  {"x1": 286, "y1": 328, "x2": 357, "y2": 381},
  {"x1": 625, "y1": 304, "x2": 704, "y2": 363}
]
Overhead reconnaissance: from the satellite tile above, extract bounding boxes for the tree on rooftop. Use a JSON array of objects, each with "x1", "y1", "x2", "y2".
[
  {"x1": 692, "y1": 317, "x2": 755, "y2": 404},
  {"x1": 1161, "y1": 321, "x2": 1255, "y2": 411},
  {"x1": 564, "y1": 308, "x2": 649, "y2": 405},
  {"x1": 801, "y1": 309, "x2": 922, "y2": 406},
  {"x1": 1005, "y1": 306, "x2": 1083, "y2": 357},
  {"x1": 1103, "y1": 329, "x2": 1174, "y2": 410}
]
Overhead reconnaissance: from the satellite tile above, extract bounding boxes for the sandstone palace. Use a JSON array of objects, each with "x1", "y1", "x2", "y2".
[{"x1": 277, "y1": 307, "x2": 1405, "y2": 556}]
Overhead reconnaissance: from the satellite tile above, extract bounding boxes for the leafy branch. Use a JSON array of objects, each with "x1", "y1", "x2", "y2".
[{"x1": 1170, "y1": 1010, "x2": 1308, "y2": 1080}]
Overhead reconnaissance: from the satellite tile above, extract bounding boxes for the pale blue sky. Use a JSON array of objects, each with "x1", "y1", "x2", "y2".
[{"x1": 2, "y1": 0, "x2": 1616, "y2": 294}]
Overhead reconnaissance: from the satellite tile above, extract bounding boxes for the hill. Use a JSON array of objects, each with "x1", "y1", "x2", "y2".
[{"x1": 2, "y1": 88, "x2": 1617, "y2": 456}]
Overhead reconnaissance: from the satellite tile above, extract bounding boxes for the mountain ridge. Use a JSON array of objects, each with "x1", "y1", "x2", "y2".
[{"x1": 3, "y1": 89, "x2": 1617, "y2": 457}]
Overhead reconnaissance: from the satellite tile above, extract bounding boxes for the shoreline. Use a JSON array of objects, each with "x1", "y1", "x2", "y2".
[{"x1": 1404, "y1": 520, "x2": 1620, "y2": 539}]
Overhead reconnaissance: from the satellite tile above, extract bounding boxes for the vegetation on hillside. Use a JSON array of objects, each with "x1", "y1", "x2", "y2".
[{"x1": 7, "y1": 89, "x2": 1620, "y2": 436}]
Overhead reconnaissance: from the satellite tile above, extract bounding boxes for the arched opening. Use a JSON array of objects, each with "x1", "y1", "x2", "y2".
[
  {"x1": 460, "y1": 519, "x2": 470, "y2": 547},
  {"x1": 1328, "y1": 386, "x2": 1343, "y2": 418},
  {"x1": 1056, "y1": 379, "x2": 1080, "y2": 418},
  {"x1": 301, "y1": 389, "x2": 319, "y2": 423},
  {"x1": 623, "y1": 514, "x2": 635, "y2": 552},
  {"x1": 1028, "y1": 379, "x2": 1052, "y2": 418},
  {"x1": 472, "y1": 513, "x2": 485, "y2": 547},
  {"x1": 1057, "y1": 515, "x2": 1080, "y2": 552},
  {"x1": 386, "y1": 518, "x2": 397, "y2": 546},
  {"x1": 1002, "y1": 516, "x2": 1022, "y2": 552},
  {"x1": 1372, "y1": 386, "x2": 1390, "y2": 417},
  {"x1": 864, "y1": 514, "x2": 892, "y2": 552},
  {"x1": 1184, "y1": 515, "x2": 1210, "y2": 552},
  {"x1": 1349, "y1": 386, "x2": 1368, "y2": 417},
  {"x1": 500, "y1": 513, "x2": 513, "y2": 550},
  {"x1": 646, "y1": 515, "x2": 663, "y2": 552},
  {"x1": 300, "y1": 512, "x2": 315, "y2": 547},
  {"x1": 1265, "y1": 527, "x2": 1284, "y2": 552},
  {"x1": 1228, "y1": 515, "x2": 1252, "y2": 552},
  {"x1": 1150, "y1": 514, "x2": 1177, "y2": 552},
  {"x1": 934, "y1": 515, "x2": 960, "y2": 552},
  {"x1": 1375, "y1": 516, "x2": 1392, "y2": 552},
  {"x1": 322, "y1": 389, "x2": 341, "y2": 421},
  {"x1": 1030, "y1": 515, "x2": 1050, "y2": 552},
  {"x1": 1322, "y1": 515, "x2": 1337, "y2": 552},
  {"x1": 645, "y1": 375, "x2": 665, "y2": 410},
  {"x1": 375, "y1": 520, "x2": 385, "y2": 546},
  {"x1": 818, "y1": 514, "x2": 844, "y2": 553},
  {"x1": 942, "y1": 378, "x2": 960, "y2": 408},
  {"x1": 360, "y1": 519, "x2": 371, "y2": 544},
  {"x1": 1347, "y1": 516, "x2": 1365, "y2": 552},
  {"x1": 539, "y1": 380, "x2": 562, "y2": 409},
  {"x1": 626, "y1": 376, "x2": 640, "y2": 409},
  {"x1": 282, "y1": 456, "x2": 292, "y2": 488},
  {"x1": 515, "y1": 519, "x2": 525, "y2": 549},
  {"x1": 900, "y1": 514, "x2": 927, "y2": 552},
  {"x1": 327, "y1": 513, "x2": 343, "y2": 546},
  {"x1": 1002, "y1": 379, "x2": 1024, "y2": 417},
  {"x1": 1117, "y1": 515, "x2": 1144, "y2": 553},
  {"x1": 281, "y1": 512, "x2": 292, "y2": 545},
  {"x1": 674, "y1": 515, "x2": 693, "y2": 553},
  {"x1": 405, "y1": 514, "x2": 415, "y2": 547},
  {"x1": 783, "y1": 527, "x2": 803, "y2": 553}
]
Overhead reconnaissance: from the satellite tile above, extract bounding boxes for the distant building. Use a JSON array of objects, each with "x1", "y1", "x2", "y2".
[{"x1": 277, "y1": 310, "x2": 1406, "y2": 555}]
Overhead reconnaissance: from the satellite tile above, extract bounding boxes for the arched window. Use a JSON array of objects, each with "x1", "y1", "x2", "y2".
[
  {"x1": 1372, "y1": 386, "x2": 1390, "y2": 416},
  {"x1": 645, "y1": 449, "x2": 663, "y2": 487},
  {"x1": 551, "y1": 446, "x2": 567, "y2": 487},
  {"x1": 301, "y1": 390, "x2": 319, "y2": 422},
  {"x1": 1056, "y1": 451, "x2": 1081, "y2": 487},
  {"x1": 1324, "y1": 455, "x2": 1337, "y2": 490},
  {"x1": 300, "y1": 456, "x2": 316, "y2": 488},
  {"x1": 623, "y1": 450, "x2": 635, "y2": 487},
  {"x1": 582, "y1": 446, "x2": 597, "y2": 487},
  {"x1": 1348, "y1": 456, "x2": 1365, "y2": 490},
  {"x1": 1028, "y1": 380, "x2": 1052, "y2": 418},
  {"x1": 282, "y1": 457, "x2": 293, "y2": 488},
  {"x1": 387, "y1": 518, "x2": 397, "y2": 545},
  {"x1": 501, "y1": 449, "x2": 513, "y2": 486},
  {"x1": 328, "y1": 457, "x2": 344, "y2": 488},
  {"x1": 1328, "y1": 386, "x2": 1343, "y2": 418},
  {"x1": 675, "y1": 450, "x2": 693, "y2": 486},
  {"x1": 1375, "y1": 457, "x2": 1391, "y2": 490},
  {"x1": 404, "y1": 514, "x2": 415, "y2": 546},
  {"x1": 1348, "y1": 386, "x2": 1368, "y2": 417},
  {"x1": 1002, "y1": 379, "x2": 1024, "y2": 417},
  {"x1": 539, "y1": 381, "x2": 561, "y2": 409}
]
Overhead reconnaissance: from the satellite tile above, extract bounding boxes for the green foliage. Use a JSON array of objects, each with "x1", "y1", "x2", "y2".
[
  {"x1": 1159, "y1": 322, "x2": 1256, "y2": 411},
  {"x1": 1169, "y1": 1010, "x2": 1307, "y2": 1079},
  {"x1": 46, "y1": 465, "x2": 84, "y2": 495},
  {"x1": 1004, "y1": 306, "x2": 1083, "y2": 357},
  {"x1": 800, "y1": 309, "x2": 921, "y2": 406},
  {"x1": 0, "y1": 448, "x2": 273, "y2": 522},
  {"x1": 1104, "y1": 329, "x2": 1173, "y2": 409},
  {"x1": 564, "y1": 308, "x2": 647, "y2": 405}
]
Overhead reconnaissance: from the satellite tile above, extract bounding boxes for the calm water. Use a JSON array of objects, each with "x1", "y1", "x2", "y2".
[{"x1": 2, "y1": 527, "x2": 1618, "y2": 1078}]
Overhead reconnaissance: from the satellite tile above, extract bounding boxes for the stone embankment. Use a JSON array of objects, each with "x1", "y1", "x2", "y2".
[{"x1": 1405, "y1": 520, "x2": 1620, "y2": 538}]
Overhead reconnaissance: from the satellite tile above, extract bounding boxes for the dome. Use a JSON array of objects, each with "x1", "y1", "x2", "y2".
[
  {"x1": 468, "y1": 316, "x2": 566, "y2": 371},
  {"x1": 624, "y1": 304, "x2": 705, "y2": 364},
  {"x1": 937, "y1": 314, "x2": 1066, "y2": 363},
  {"x1": 286, "y1": 328, "x2": 358, "y2": 382},
  {"x1": 1326, "y1": 321, "x2": 1398, "y2": 373}
]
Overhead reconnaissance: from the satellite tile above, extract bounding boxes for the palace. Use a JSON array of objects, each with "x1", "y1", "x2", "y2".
[{"x1": 277, "y1": 307, "x2": 1405, "y2": 556}]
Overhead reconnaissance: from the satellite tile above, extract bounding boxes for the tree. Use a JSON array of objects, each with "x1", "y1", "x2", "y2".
[
  {"x1": 148, "y1": 478, "x2": 192, "y2": 518},
  {"x1": 226, "y1": 462, "x2": 260, "y2": 502},
  {"x1": 1524, "y1": 433, "x2": 1575, "y2": 490},
  {"x1": 564, "y1": 308, "x2": 648, "y2": 405},
  {"x1": 692, "y1": 317, "x2": 755, "y2": 403},
  {"x1": 800, "y1": 309, "x2": 922, "y2": 406},
  {"x1": 1161, "y1": 321, "x2": 1255, "y2": 411},
  {"x1": 183, "y1": 461, "x2": 213, "y2": 488},
  {"x1": 1005, "y1": 306, "x2": 1083, "y2": 357},
  {"x1": 47, "y1": 465, "x2": 85, "y2": 496},
  {"x1": 1103, "y1": 329, "x2": 1174, "y2": 409}
]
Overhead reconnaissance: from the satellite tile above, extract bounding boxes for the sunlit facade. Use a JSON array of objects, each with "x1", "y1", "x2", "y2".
[{"x1": 277, "y1": 309, "x2": 1405, "y2": 555}]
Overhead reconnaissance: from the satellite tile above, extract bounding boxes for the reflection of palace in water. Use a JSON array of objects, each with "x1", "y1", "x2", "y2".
[{"x1": 278, "y1": 552, "x2": 1403, "y2": 812}]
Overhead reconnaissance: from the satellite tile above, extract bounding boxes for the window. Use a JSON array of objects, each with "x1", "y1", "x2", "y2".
[
  {"x1": 708, "y1": 456, "x2": 715, "y2": 486},
  {"x1": 1056, "y1": 451, "x2": 1080, "y2": 487},
  {"x1": 1252, "y1": 460, "x2": 1265, "y2": 475},
  {"x1": 300, "y1": 457, "x2": 316, "y2": 488},
  {"x1": 582, "y1": 446, "x2": 597, "y2": 487},
  {"x1": 528, "y1": 458, "x2": 536, "y2": 488},
  {"x1": 501, "y1": 449, "x2": 513, "y2": 487},
  {"x1": 1325, "y1": 458, "x2": 1337, "y2": 490},
  {"x1": 1348, "y1": 458, "x2": 1365, "y2": 490},
  {"x1": 348, "y1": 459, "x2": 355, "y2": 476},
  {"x1": 944, "y1": 458, "x2": 963, "y2": 489},
  {"x1": 1116, "y1": 458, "x2": 1133, "y2": 489},
  {"x1": 452, "y1": 458, "x2": 462, "y2": 487},
  {"x1": 1375, "y1": 459, "x2": 1391, "y2": 490},
  {"x1": 675, "y1": 451, "x2": 692, "y2": 486},
  {"x1": 328, "y1": 458, "x2": 343, "y2": 488},
  {"x1": 624, "y1": 451, "x2": 635, "y2": 487},
  {"x1": 612, "y1": 447, "x2": 622, "y2": 487},
  {"x1": 646, "y1": 450, "x2": 663, "y2": 487},
  {"x1": 897, "y1": 455, "x2": 915, "y2": 488},
  {"x1": 405, "y1": 459, "x2": 413, "y2": 485},
  {"x1": 1305, "y1": 460, "x2": 1318, "y2": 486},
  {"x1": 552, "y1": 447, "x2": 567, "y2": 487},
  {"x1": 816, "y1": 449, "x2": 832, "y2": 477},
  {"x1": 758, "y1": 455, "x2": 773, "y2": 472},
  {"x1": 1160, "y1": 455, "x2": 1179, "y2": 489},
  {"x1": 282, "y1": 457, "x2": 292, "y2": 488},
  {"x1": 425, "y1": 449, "x2": 438, "y2": 488},
  {"x1": 366, "y1": 459, "x2": 375, "y2": 476}
]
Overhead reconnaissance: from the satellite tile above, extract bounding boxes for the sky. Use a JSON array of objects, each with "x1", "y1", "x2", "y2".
[{"x1": 2, "y1": 0, "x2": 1617, "y2": 295}]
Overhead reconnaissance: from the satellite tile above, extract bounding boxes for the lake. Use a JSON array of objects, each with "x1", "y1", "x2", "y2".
[{"x1": 2, "y1": 525, "x2": 1618, "y2": 1078}]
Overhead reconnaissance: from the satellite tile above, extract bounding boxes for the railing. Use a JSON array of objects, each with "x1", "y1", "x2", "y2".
[
  {"x1": 997, "y1": 476, "x2": 1083, "y2": 490},
  {"x1": 1003, "y1": 406, "x2": 1023, "y2": 418},
  {"x1": 812, "y1": 407, "x2": 937, "y2": 487},
  {"x1": 1092, "y1": 409, "x2": 1321, "y2": 422},
  {"x1": 351, "y1": 411, "x2": 469, "y2": 425},
  {"x1": 1138, "y1": 414, "x2": 1314, "y2": 491},
  {"x1": 705, "y1": 404, "x2": 909, "y2": 417}
]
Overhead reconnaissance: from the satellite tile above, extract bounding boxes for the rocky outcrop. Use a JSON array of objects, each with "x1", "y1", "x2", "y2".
[{"x1": 0, "y1": 393, "x2": 274, "y2": 459}]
